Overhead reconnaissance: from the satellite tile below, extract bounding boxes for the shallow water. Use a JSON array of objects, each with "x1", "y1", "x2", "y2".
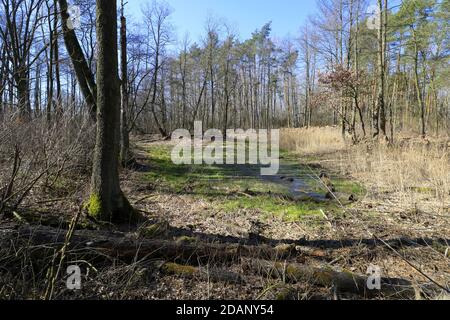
[{"x1": 219, "y1": 160, "x2": 327, "y2": 201}]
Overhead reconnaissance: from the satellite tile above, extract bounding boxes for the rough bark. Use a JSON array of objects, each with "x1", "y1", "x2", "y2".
[
  {"x1": 375, "y1": 0, "x2": 388, "y2": 140},
  {"x1": 57, "y1": 0, "x2": 97, "y2": 121},
  {"x1": 160, "y1": 262, "x2": 243, "y2": 284},
  {"x1": 411, "y1": 27, "x2": 427, "y2": 139},
  {"x1": 87, "y1": 0, "x2": 134, "y2": 222},
  {"x1": 16, "y1": 69, "x2": 31, "y2": 120},
  {"x1": 120, "y1": 4, "x2": 131, "y2": 167},
  {"x1": 53, "y1": 0, "x2": 62, "y2": 118}
]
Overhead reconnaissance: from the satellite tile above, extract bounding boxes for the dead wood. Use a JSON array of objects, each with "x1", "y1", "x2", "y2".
[
  {"x1": 160, "y1": 262, "x2": 243, "y2": 284},
  {"x1": 242, "y1": 258, "x2": 442, "y2": 299},
  {"x1": 0, "y1": 224, "x2": 302, "y2": 263}
]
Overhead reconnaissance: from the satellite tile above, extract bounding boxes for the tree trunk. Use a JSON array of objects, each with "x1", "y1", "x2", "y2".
[
  {"x1": 53, "y1": 0, "x2": 62, "y2": 118},
  {"x1": 120, "y1": 4, "x2": 131, "y2": 167},
  {"x1": 375, "y1": 0, "x2": 387, "y2": 140},
  {"x1": 87, "y1": 0, "x2": 134, "y2": 223},
  {"x1": 150, "y1": 48, "x2": 168, "y2": 137},
  {"x1": 16, "y1": 68, "x2": 31, "y2": 120},
  {"x1": 412, "y1": 41, "x2": 426, "y2": 138},
  {"x1": 34, "y1": 65, "x2": 41, "y2": 117},
  {"x1": 46, "y1": 1, "x2": 54, "y2": 124},
  {"x1": 0, "y1": 45, "x2": 5, "y2": 117},
  {"x1": 58, "y1": 0, "x2": 97, "y2": 121}
]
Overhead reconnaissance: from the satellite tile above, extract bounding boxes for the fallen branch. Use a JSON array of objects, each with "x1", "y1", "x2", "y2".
[
  {"x1": 0, "y1": 224, "x2": 301, "y2": 264},
  {"x1": 160, "y1": 262, "x2": 243, "y2": 284},
  {"x1": 242, "y1": 258, "x2": 442, "y2": 299}
]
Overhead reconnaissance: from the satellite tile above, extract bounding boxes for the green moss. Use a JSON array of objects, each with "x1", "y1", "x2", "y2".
[
  {"x1": 285, "y1": 265, "x2": 301, "y2": 279},
  {"x1": 219, "y1": 195, "x2": 340, "y2": 221},
  {"x1": 86, "y1": 193, "x2": 103, "y2": 219},
  {"x1": 312, "y1": 269, "x2": 335, "y2": 286},
  {"x1": 409, "y1": 186, "x2": 435, "y2": 194},
  {"x1": 275, "y1": 287, "x2": 296, "y2": 300},
  {"x1": 161, "y1": 263, "x2": 198, "y2": 276},
  {"x1": 175, "y1": 236, "x2": 198, "y2": 244}
]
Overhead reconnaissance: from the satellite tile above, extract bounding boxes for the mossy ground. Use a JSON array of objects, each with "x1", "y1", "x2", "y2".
[{"x1": 144, "y1": 144, "x2": 363, "y2": 222}]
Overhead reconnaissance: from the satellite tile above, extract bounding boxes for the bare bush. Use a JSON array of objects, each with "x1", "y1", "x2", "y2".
[{"x1": 0, "y1": 112, "x2": 95, "y2": 216}]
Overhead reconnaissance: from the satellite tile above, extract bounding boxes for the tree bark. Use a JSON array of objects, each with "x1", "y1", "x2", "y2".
[
  {"x1": 120, "y1": 3, "x2": 131, "y2": 167},
  {"x1": 87, "y1": 0, "x2": 134, "y2": 222},
  {"x1": 53, "y1": 0, "x2": 62, "y2": 118},
  {"x1": 411, "y1": 27, "x2": 427, "y2": 139},
  {"x1": 375, "y1": 0, "x2": 388, "y2": 140},
  {"x1": 57, "y1": 0, "x2": 97, "y2": 121}
]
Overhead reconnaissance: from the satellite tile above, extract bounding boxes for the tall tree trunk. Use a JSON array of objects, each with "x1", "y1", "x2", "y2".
[
  {"x1": 375, "y1": 0, "x2": 387, "y2": 140},
  {"x1": 54, "y1": 0, "x2": 62, "y2": 118},
  {"x1": 149, "y1": 36, "x2": 167, "y2": 137},
  {"x1": 411, "y1": 27, "x2": 426, "y2": 138},
  {"x1": 87, "y1": 0, "x2": 134, "y2": 222},
  {"x1": 0, "y1": 45, "x2": 6, "y2": 117},
  {"x1": 120, "y1": 2, "x2": 131, "y2": 167},
  {"x1": 210, "y1": 61, "x2": 215, "y2": 128},
  {"x1": 34, "y1": 65, "x2": 41, "y2": 117},
  {"x1": 58, "y1": 0, "x2": 97, "y2": 121},
  {"x1": 16, "y1": 68, "x2": 31, "y2": 120},
  {"x1": 354, "y1": 0, "x2": 365, "y2": 138},
  {"x1": 47, "y1": 0, "x2": 54, "y2": 124}
]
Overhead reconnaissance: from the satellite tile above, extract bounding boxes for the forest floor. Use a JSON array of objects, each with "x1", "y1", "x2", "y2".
[
  {"x1": 117, "y1": 135, "x2": 449, "y2": 299},
  {"x1": 1, "y1": 133, "x2": 449, "y2": 300}
]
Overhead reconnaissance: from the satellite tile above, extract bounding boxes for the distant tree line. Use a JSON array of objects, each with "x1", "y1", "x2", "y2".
[{"x1": 0, "y1": 0, "x2": 449, "y2": 142}]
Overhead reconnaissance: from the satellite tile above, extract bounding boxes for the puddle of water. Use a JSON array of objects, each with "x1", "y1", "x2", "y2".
[
  {"x1": 217, "y1": 160, "x2": 327, "y2": 201},
  {"x1": 262, "y1": 162, "x2": 327, "y2": 201}
]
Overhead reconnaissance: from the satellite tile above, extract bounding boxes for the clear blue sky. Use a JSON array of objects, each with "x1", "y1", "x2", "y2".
[{"x1": 127, "y1": 0, "x2": 319, "y2": 43}]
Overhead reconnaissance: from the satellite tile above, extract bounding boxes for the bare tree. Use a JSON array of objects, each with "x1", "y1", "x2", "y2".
[
  {"x1": 0, "y1": 0, "x2": 47, "y2": 120},
  {"x1": 142, "y1": 0, "x2": 173, "y2": 137}
]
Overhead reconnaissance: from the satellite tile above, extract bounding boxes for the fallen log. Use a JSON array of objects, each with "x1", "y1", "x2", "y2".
[
  {"x1": 0, "y1": 224, "x2": 303, "y2": 264},
  {"x1": 160, "y1": 262, "x2": 243, "y2": 284},
  {"x1": 242, "y1": 258, "x2": 442, "y2": 299}
]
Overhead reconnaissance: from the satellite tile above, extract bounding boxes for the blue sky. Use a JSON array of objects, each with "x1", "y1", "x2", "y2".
[{"x1": 127, "y1": 0, "x2": 319, "y2": 43}]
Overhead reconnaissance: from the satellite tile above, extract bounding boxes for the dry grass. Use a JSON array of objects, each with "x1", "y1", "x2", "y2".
[
  {"x1": 280, "y1": 127, "x2": 347, "y2": 155},
  {"x1": 342, "y1": 142, "x2": 449, "y2": 200},
  {"x1": 280, "y1": 127, "x2": 450, "y2": 297},
  {"x1": 281, "y1": 127, "x2": 450, "y2": 214}
]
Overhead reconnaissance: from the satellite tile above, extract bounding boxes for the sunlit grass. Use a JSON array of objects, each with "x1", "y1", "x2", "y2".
[{"x1": 143, "y1": 143, "x2": 350, "y2": 221}]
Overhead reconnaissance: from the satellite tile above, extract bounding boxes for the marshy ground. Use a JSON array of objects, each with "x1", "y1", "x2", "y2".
[{"x1": 112, "y1": 133, "x2": 449, "y2": 299}]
